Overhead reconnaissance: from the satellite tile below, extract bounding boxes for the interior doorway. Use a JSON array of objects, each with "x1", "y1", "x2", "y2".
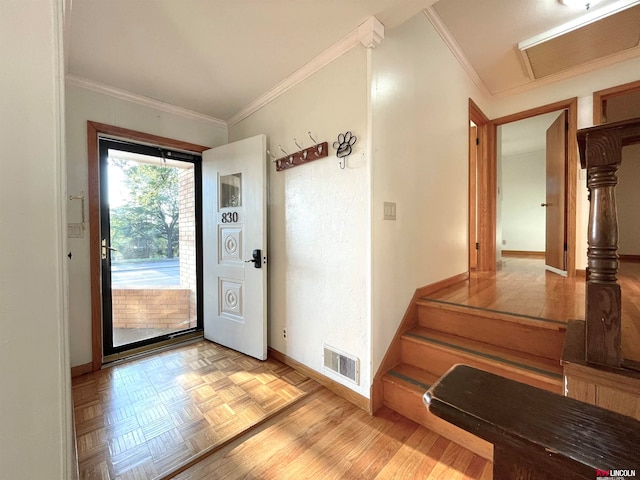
[
  {"x1": 497, "y1": 109, "x2": 567, "y2": 274},
  {"x1": 470, "y1": 98, "x2": 578, "y2": 276}
]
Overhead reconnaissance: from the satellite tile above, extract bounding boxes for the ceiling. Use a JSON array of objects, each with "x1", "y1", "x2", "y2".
[{"x1": 65, "y1": 0, "x2": 640, "y2": 123}]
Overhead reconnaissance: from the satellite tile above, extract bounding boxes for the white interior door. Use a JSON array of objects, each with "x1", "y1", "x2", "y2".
[{"x1": 202, "y1": 134, "x2": 267, "y2": 360}]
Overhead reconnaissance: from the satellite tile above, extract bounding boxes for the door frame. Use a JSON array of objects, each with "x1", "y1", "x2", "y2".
[
  {"x1": 87, "y1": 121, "x2": 210, "y2": 371},
  {"x1": 469, "y1": 99, "x2": 494, "y2": 271},
  {"x1": 472, "y1": 97, "x2": 578, "y2": 276},
  {"x1": 593, "y1": 79, "x2": 640, "y2": 124}
]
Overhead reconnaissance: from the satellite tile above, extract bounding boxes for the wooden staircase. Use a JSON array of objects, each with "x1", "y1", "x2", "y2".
[{"x1": 377, "y1": 295, "x2": 566, "y2": 460}]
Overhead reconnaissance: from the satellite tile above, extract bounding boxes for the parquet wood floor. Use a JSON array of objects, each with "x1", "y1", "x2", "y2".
[
  {"x1": 72, "y1": 340, "x2": 316, "y2": 480},
  {"x1": 173, "y1": 387, "x2": 492, "y2": 480}
]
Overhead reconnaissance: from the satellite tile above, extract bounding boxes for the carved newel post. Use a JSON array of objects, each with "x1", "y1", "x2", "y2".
[
  {"x1": 586, "y1": 161, "x2": 621, "y2": 367},
  {"x1": 578, "y1": 119, "x2": 640, "y2": 369},
  {"x1": 579, "y1": 126, "x2": 624, "y2": 368}
]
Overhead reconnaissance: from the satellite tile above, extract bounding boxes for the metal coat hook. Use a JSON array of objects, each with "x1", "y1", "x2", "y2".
[
  {"x1": 274, "y1": 134, "x2": 328, "y2": 172},
  {"x1": 333, "y1": 131, "x2": 357, "y2": 169},
  {"x1": 267, "y1": 150, "x2": 281, "y2": 169},
  {"x1": 308, "y1": 132, "x2": 323, "y2": 156},
  {"x1": 279, "y1": 145, "x2": 294, "y2": 165},
  {"x1": 294, "y1": 138, "x2": 307, "y2": 159}
]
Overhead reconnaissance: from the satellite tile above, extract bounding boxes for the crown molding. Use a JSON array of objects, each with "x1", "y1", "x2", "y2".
[
  {"x1": 65, "y1": 75, "x2": 228, "y2": 129},
  {"x1": 422, "y1": 7, "x2": 492, "y2": 98},
  {"x1": 227, "y1": 17, "x2": 384, "y2": 127},
  {"x1": 358, "y1": 17, "x2": 385, "y2": 49}
]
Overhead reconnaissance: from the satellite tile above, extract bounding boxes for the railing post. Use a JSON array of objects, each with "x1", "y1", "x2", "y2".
[
  {"x1": 580, "y1": 129, "x2": 623, "y2": 368},
  {"x1": 586, "y1": 163, "x2": 621, "y2": 367}
]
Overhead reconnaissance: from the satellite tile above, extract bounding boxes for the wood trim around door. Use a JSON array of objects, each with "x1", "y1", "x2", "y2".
[
  {"x1": 87, "y1": 121, "x2": 211, "y2": 372},
  {"x1": 469, "y1": 99, "x2": 495, "y2": 271},
  {"x1": 491, "y1": 97, "x2": 578, "y2": 277},
  {"x1": 469, "y1": 125, "x2": 478, "y2": 270},
  {"x1": 593, "y1": 79, "x2": 640, "y2": 125}
]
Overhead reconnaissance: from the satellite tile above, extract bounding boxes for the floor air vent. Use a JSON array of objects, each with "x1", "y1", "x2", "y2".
[{"x1": 323, "y1": 345, "x2": 359, "y2": 385}]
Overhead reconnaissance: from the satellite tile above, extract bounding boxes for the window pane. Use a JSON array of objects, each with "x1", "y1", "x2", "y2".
[{"x1": 220, "y1": 173, "x2": 242, "y2": 208}]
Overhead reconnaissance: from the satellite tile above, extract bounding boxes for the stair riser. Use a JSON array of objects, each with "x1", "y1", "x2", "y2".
[
  {"x1": 401, "y1": 337, "x2": 562, "y2": 394},
  {"x1": 382, "y1": 377, "x2": 493, "y2": 461},
  {"x1": 418, "y1": 305, "x2": 564, "y2": 361}
]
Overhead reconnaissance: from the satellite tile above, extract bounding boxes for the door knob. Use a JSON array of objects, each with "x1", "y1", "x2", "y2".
[
  {"x1": 541, "y1": 203, "x2": 549, "y2": 207},
  {"x1": 245, "y1": 249, "x2": 262, "y2": 268}
]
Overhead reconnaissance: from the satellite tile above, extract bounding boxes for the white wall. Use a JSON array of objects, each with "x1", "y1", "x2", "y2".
[
  {"x1": 618, "y1": 144, "x2": 640, "y2": 256},
  {"x1": 228, "y1": 47, "x2": 371, "y2": 398},
  {"x1": 500, "y1": 150, "x2": 546, "y2": 252},
  {"x1": 491, "y1": 55, "x2": 640, "y2": 270},
  {"x1": 370, "y1": 13, "x2": 491, "y2": 374},
  {"x1": 66, "y1": 85, "x2": 228, "y2": 366},
  {"x1": 0, "y1": 0, "x2": 72, "y2": 477}
]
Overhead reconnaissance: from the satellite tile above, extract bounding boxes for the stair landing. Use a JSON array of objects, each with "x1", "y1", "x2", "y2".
[{"x1": 425, "y1": 256, "x2": 584, "y2": 324}]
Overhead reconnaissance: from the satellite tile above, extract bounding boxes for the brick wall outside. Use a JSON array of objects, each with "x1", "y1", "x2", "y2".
[
  {"x1": 178, "y1": 167, "x2": 198, "y2": 329},
  {"x1": 113, "y1": 165, "x2": 198, "y2": 331},
  {"x1": 112, "y1": 288, "x2": 192, "y2": 329}
]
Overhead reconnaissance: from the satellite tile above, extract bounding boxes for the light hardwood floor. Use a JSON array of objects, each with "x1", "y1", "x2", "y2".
[
  {"x1": 72, "y1": 341, "x2": 315, "y2": 479},
  {"x1": 426, "y1": 256, "x2": 640, "y2": 363},
  {"x1": 172, "y1": 387, "x2": 492, "y2": 480},
  {"x1": 425, "y1": 257, "x2": 585, "y2": 322},
  {"x1": 73, "y1": 257, "x2": 637, "y2": 478},
  {"x1": 73, "y1": 340, "x2": 491, "y2": 479}
]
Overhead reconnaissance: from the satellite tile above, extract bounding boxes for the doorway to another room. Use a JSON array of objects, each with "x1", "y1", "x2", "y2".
[
  {"x1": 497, "y1": 109, "x2": 567, "y2": 274},
  {"x1": 469, "y1": 98, "x2": 578, "y2": 277}
]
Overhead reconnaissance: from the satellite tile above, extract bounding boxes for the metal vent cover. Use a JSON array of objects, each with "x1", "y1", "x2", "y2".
[
  {"x1": 323, "y1": 345, "x2": 359, "y2": 385},
  {"x1": 519, "y1": 2, "x2": 640, "y2": 80}
]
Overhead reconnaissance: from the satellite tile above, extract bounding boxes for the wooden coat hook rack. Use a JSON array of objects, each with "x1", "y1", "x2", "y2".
[{"x1": 269, "y1": 132, "x2": 328, "y2": 172}]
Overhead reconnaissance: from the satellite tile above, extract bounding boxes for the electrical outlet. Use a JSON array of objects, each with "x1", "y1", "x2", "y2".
[{"x1": 282, "y1": 327, "x2": 287, "y2": 340}]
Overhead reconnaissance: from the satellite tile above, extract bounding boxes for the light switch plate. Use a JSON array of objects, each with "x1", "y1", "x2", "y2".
[
  {"x1": 68, "y1": 223, "x2": 84, "y2": 238},
  {"x1": 383, "y1": 202, "x2": 396, "y2": 220}
]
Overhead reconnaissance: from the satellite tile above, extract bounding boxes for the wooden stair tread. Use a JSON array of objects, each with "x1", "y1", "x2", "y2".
[
  {"x1": 383, "y1": 364, "x2": 440, "y2": 393},
  {"x1": 417, "y1": 297, "x2": 567, "y2": 331},
  {"x1": 381, "y1": 363, "x2": 494, "y2": 461},
  {"x1": 404, "y1": 326, "x2": 563, "y2": 381}
]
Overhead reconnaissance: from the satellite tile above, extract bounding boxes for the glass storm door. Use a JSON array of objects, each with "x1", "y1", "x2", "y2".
[{"x1": 99, "y1": 138, "x2": 202, "y2": 359}]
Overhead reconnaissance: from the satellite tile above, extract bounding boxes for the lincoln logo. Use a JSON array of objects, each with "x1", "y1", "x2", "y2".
[{"x1": 596, "y1": 469, "x2": 637, "y2": 479}]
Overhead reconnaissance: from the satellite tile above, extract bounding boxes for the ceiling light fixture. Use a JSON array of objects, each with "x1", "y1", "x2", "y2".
[{"x1": 560, "y1": 0, "x2": 603, "y2": 9}]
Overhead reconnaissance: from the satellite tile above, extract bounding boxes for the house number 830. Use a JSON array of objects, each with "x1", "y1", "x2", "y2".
[{"x1": 221, "y1": 212, "x2": 239, "y2": 223}]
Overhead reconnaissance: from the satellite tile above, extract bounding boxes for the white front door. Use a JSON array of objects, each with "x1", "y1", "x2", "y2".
[{"x1": 202, "y1": 134, "x2": 267, "y2": 360}]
